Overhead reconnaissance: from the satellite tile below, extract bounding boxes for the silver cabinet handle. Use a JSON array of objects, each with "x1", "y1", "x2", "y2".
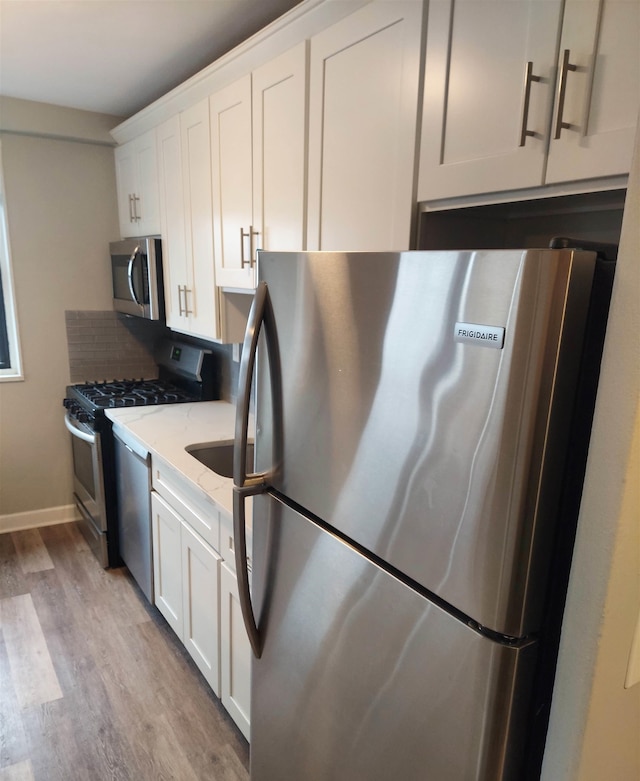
[
  {"x1": 177, "y1": 285, "x2": 192, "y2": 316},
  {"x1": 240, "y1": 227, "x2": 251, "y2": 268},
  {"x1": 132, "y1": 194, "x2": 141, "y2": 222},
  {"x1": 183, "y1": 287, "x2": 193, "y2": 316},
  {"x1": 128, "y1": 194, "x2": 135, "y2": 223},
  {"x1": 241, "y1": 226, "x2": 261, "y2": 268},
  {"x1": 249, "y1": 226, "x2": 260, "y2": 267},
  {"x1": 178, "y1": 285, "x2": 185, "y2": 316},
  {"x1": 233, "y1": 280, "x2": 282, "y2": 658},
  {"x1": 519, "y1": 61, "x2": 541, "y2": 147},
  {"x1": 554, "y1": 49, "x2": 577, "y2": 139}
]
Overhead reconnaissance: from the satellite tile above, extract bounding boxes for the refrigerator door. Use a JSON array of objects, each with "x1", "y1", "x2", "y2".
[
  {"x1": 255, "y1": 250, "x2": 596, "y2": 637},
  {"x1": 250, "y1": 493, "x2": 537, "y2": 781}
]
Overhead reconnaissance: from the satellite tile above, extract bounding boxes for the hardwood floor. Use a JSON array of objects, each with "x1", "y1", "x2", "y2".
[{"x1": 0, "y1": 523, "x2": 250, "y2": 781}]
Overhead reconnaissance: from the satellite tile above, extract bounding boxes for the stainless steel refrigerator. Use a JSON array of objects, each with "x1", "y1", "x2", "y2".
[{"x1": 232, "y1": 248, "x2": 614, "y2": 781}]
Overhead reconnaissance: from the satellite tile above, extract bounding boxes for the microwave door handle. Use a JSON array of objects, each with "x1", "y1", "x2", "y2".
[
  {"x1": 127, "y1": 247, "x2": 142, "y2": 306},
  {"x1": 64, "y1": 413, "x2": 96, "y2": 445}
]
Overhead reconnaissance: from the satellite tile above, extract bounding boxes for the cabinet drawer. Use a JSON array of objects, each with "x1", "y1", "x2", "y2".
[{"x1": 152, "y1": 456, "x2": 220, "y2": 551}]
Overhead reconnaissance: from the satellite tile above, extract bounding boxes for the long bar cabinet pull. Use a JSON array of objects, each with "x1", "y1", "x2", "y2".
[
  {"x1": 554, "y1": 49, "x2": 577, "y2": 139},
  {"x1": 178, "y1": 285, "x2": 185, "y2": 316},
  {"x1": 240, "y1": 227, "x2": 251, "y2": 267},
  {"x1": 132, "y1": 194, "x2": 141, "y2": 222},
  {"x1": 128, "y1": 194, "x2": 136, "y2": 223},
  {"x1": 240, "y1": 226, "x2": 260, "y2": 268},
  {"x1": 249, "y1": 226, "x2": 260, "y2": 267},
  {"x1": 183, "y1": 287, "x2": 193, "y2": 316},
  {"x1": 519, "y1": 61, "x2": 541, "y2": 147}
]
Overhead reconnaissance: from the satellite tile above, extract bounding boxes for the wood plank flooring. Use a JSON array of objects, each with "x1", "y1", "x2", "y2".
[{"x1": 0, "y1": 523, "x2": 249, "y2": 781}]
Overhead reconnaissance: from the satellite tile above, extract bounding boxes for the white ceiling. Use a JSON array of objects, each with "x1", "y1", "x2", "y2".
[{"x1": 0, "y1": 0, "x2": 303, "y2": 120}]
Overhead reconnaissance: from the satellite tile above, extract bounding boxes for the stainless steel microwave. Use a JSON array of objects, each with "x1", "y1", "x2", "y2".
[{"x1": 110, "y1": 237, "x2": 164, "y2": 320}]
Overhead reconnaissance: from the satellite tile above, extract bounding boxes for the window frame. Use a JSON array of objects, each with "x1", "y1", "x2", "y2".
[{"x1": 0, "y1": 139, "x2": 24, "y2": 381}]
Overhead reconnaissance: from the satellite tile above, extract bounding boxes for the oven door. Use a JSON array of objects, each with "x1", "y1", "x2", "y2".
[{"x1": 64, "y1": 413, "x2": 109, "y2": 566}]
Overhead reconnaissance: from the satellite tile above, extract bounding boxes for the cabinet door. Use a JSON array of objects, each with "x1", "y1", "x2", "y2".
[
  {"x1": 157, "y1": 115, "x2": 188, "y2": 331},
  {"x1": 307, "y1": 1, "x2": 423, "y2": 251},
  {"x1": 180, "y1": 99, "x2": 219, "y2": 340},
  {"x1": 210, "y1": 75, "x2": 254, "y2": 289},
  {"x1": 134, "y1": 129, "x2": 160, "y2": 236},
  {"x1": 114, "y1": 141, "x2": 138, "y2": 238},
  {"x1": 220, "y1": 562, "x2": 251, "y2": 740},
  {"x1": 418, "y1": 0, "x2": 563, "y2": 201},
  {"x1": 114, "y1": 132, "x2": 160, "y2": 237},
  {"x1": 545, "y1": 0, "x2": 640, "y2": 183},
  {"x1": 181, "y1": 520, "x2": 221, "y2": 696},
  {"x1": 252, "y1": 42, "x2": 308, "y2": 269},
  {"x1": 151, "y1": 492, "x2": 184, "y2": 639}
]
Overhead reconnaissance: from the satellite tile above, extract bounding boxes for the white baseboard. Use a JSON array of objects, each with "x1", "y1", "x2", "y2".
[{"x1": 0, "y1": 504, "x2": 81, "y2": 534}]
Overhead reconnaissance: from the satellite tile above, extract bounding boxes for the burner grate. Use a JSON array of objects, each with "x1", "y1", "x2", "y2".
[{"x1": 74, "y1": 378, "x2": 200, "y2": 408}]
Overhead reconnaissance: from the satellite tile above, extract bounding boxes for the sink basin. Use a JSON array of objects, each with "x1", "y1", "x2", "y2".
[{"x1": 186, "y1": 440, "x2": 254, "y2": 478}]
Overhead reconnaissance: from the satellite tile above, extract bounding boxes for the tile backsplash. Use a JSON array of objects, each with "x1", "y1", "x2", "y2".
[
  {"x1": 65, "y1": 310, "x2": 240, "y2": 401},
  {"x1": 65, "y1": 311, "x2": 164, "y2": 383}
]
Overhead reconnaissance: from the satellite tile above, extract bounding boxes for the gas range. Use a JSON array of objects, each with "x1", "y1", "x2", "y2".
[
  {"x1": 63, "y1": 339, "x2": 218, "y2": 567},
  {"x1": 64, "y1": 341, "x2": 217, "y2": 428},
  {"x1": 64, "y1": 376, "x2": 205, "y2": 430},
  {"x1": 73, "y1": 377, "x2": 198, "y2": 408}
]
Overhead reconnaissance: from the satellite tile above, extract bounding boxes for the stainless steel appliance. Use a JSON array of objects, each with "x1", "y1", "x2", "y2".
[
  {"x1": 233, "y1": 247, "x2": 615, "y2": 780},
  {"x1": 113, "y1": 425, "x2": 153, "y2": 600},
  {"x1": 110, "y1": 237, "x2": 164, "y2": 320},
  {"x1": 64, "y1": 339, "x2": 218, "y2": 567}
]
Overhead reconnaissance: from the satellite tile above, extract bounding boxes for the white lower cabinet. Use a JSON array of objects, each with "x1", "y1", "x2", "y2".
[
  {"x1": 151, "y1": 491, "x2": 183, "y2": 638},
  {"x1": 151, "y1": 468, "x2": 252, "y2": 739},
  {"x1": 181, "y1": 520, "x2": 221, "y2": 695},
  {"x1": 220, "y1": 561, "x2": 252, "y2": 741},
  {"x1": 151, "y1": 491, "x2": 221, "y2": 696}
]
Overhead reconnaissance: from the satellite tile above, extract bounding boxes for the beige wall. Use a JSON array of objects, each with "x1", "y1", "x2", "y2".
[
  {"x1": 541, "y1": 125, "x2": 640, "y2": 778},
  {"x1": 0, "y1": 98, "x2": 121, "y2": 520}
]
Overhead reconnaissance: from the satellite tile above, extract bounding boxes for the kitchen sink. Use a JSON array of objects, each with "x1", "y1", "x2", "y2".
[{"x1": 186, "y1": 440, "x2": 254, "y2": 479}]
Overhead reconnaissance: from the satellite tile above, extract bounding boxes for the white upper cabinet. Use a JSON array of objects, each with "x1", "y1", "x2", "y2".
[
  {"x1": 545, "y1": 0, "x2": 640, "y2": 183},
  {"x1": 157, "y1": 115, "x2": 188, "y2": 332},
  {"x1": 252, "y1": 44, "x2": 307, "y2": 269},
  {"x1": 114, "y1": 130, "x2": 161, "y2": 237},
  {"x1": 210, "y1": 76, "x2": 254, "y2": 290},
  {"x1": 307, "y1": 2, "x2": 423, "y2": 251},
  {"x1": 156, "y1": 102, "x2": 219, "y2": 340},
  {"x1": 418, "y1": 0, "x2": 640, "y2": 202},
  {"x1": 210, "y1": 42, "x2": 307, "y2": 290},
  {"x1": 419, "y1": 0, "x2": 563, "y2": 200}
]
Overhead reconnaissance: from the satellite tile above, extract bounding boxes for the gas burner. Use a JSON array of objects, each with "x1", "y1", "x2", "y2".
[{"x1": 70, "y1": 375, "x2": 204, "y2": 412}]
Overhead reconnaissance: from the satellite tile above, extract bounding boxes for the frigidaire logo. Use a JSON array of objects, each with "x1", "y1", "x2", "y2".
[{"x1": 454, "y1": 322, "x2": 505, "y2": 349}]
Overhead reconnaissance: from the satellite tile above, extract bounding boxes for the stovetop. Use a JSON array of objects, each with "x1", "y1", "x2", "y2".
[
  {"x1": 63, "y1": 339, "x2": 217, "y2": 428},
  {"x1": 72, "y1": 378, "x2": 199, "y2": 408}
]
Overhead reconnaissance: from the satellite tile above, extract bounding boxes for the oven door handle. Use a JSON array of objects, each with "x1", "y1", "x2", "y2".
[{"x1": 64, "y1": 413, "x2": 96, "y2": 445}]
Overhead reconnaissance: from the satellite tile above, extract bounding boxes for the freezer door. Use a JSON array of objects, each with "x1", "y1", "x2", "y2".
[
  {"x1": 250, "y1": 494, "x2": 537, "y2": 781},
  {"x1": 255, "y1": 249, "x2": 596, "y2": 636}
]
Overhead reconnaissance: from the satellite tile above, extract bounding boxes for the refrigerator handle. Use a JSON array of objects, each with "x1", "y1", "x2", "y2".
[
  {"x1": 233, "y1": 279, "x2": 282, "y2": 659},
  {"x1": 233, "y1": 486, "x2": 262, "y2": 658},
  {"x1": 234, "y1": 279, "x2": 274, "y2": 490}
]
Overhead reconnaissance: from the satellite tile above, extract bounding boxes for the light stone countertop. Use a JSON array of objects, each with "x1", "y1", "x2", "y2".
[{"x1": 105, "y1": 401, "x2": 240, "y2": 518}]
